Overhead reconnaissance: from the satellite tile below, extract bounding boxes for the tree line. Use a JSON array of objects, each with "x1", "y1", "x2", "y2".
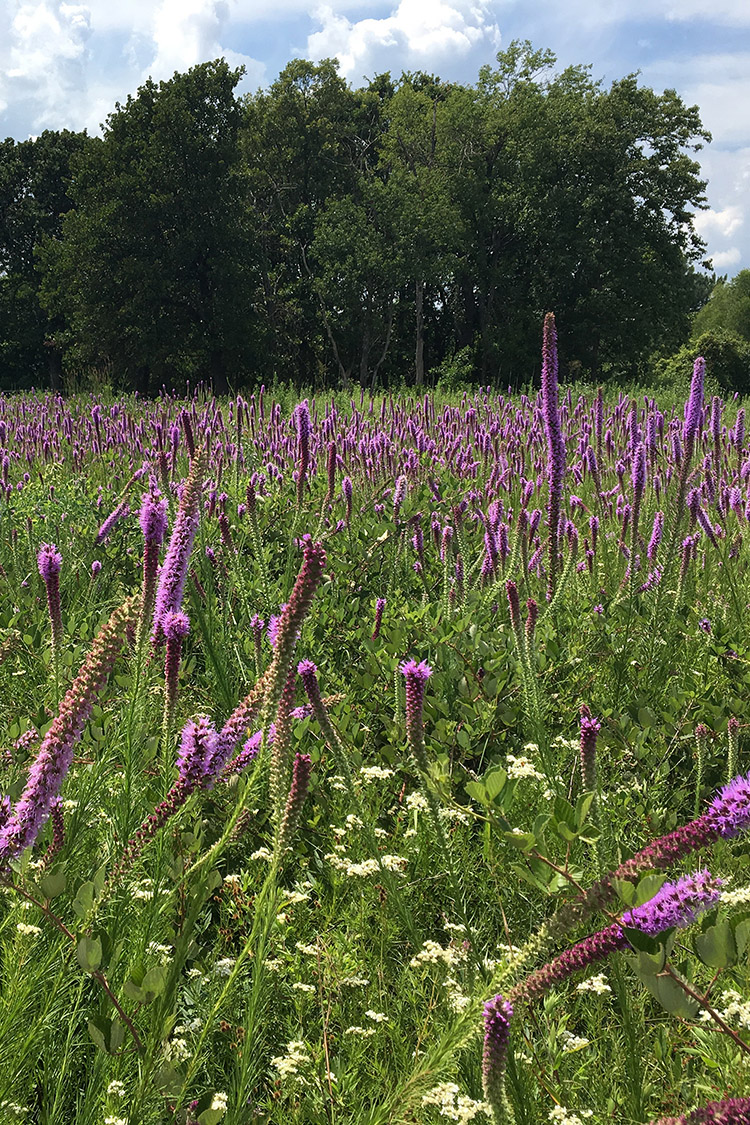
[{"x1": 0, "y1": 44, "x2": 717, "y2": 394}]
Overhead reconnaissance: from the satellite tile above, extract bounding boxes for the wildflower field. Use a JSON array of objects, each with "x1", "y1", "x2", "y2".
[{"x1": 1, "y1": 317, "x2": 750, "y2": 1125}]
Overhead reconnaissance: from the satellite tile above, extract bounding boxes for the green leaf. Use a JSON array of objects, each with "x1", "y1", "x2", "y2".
[
  {"x1": 484, "y1": 767, "x2": 507, "y2": 801},
  {"x1": 553, "y1": 796, "x2": 576, "y2": 829},
  {"x1": 71, "y1": 881, "x2": 95, "y2": 919},
  {"x1": 141, "y1": 965, "x2": 167, "y2": 999},
  {"x1": 76, "y1": 935, "x2": 102, "y2": 974},
  {"x1": 612, "y1": 879, "x2": 637, "y2": 907},
  {"x1": 634, "y1": 874, "x2": 667, "y2": 906},
  {"x1": 734, "y1": 919, "x2": 750, "y2": 958},
  {"x1": 575, "y1": 791, "x2": 595, "y2": 828},
  {"x1": 504, "y1": 830, "x2": 536, "y2": 852},
  {"x1": 694, "y1": 922, "x2": 736, "y2": 969},
  {"x1": 40, "y1": 866, "x2": 66, "y2": 899},
  {"x1": 87, "y1": 1015, "x2": 108, "y2": 1053},
  {"x1": 638, "y1": 970, "x2": 700, "y2": 1019}
]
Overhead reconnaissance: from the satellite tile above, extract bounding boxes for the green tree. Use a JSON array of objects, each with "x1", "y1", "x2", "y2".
[
  {"x1": 40, "y1": 60, "x2": 253, "y2": 393},
  {"x1": 0, "y1": 130, "x2": 90, "y2": 389},
  {"x1": 693, "y1": 270, "x2": 750, "y2": 344}
]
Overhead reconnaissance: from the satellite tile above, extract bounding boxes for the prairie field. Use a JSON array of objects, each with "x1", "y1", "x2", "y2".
[{"x1": 0, "y1": 345, "x2": 749, "y2": 1125}]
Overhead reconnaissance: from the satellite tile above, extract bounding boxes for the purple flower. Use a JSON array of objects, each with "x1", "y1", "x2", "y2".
[
  {"x1": 277, "y1": 751, "x2": 313, "y2": 852},
  {"x1": 176, "y1": 715, "x2": 218, "y2": 790},
  {"x1": 152, "y1": 450, "x2": 205, "y2": 643},
  {"x1": 0, "y1": 597, "x2": 137, "y2": 862},
  {"x1": 393, "y1": 475, "x2": 407, "y2": 519},
  {"x1": 91, "y1": 560, "x2": 102, "y2": 577},
  {"x1": 651, "y1": 1097, "x2": 750, "y2": 1124},
  {"x1": 621, "y1": 869, "x2": 722, "y2": 936},
  {"x1": 95, "y1": 501, "x2": 130, "y2": 545},
  {"x1": 698, "y1": 618, "x2": 712, "y2": 634},
  {"x1": 401, "y1": 659, "x2": 432, "y2": 768},
  {"x1": 139, "y1": 493, "x2": 168, "y2": 545},
  {"x1": 579, "y1": 706, "x2": 601, "y2": 792},
  {"x1": 482, "y1": 995, "x2": 514, "y2": 1112},
  {"x1": 372, "y1": 597, "x2": 386, "y2": 640},
  {"x1": 706, "y1": 771, "x2": 750, "y2": 838},
  {"x1": 37, "y1": 543, "x2": 62, "y2": 582},
  {"x1": 683, "y1": 357, "x2": 705, "y2": 449}
]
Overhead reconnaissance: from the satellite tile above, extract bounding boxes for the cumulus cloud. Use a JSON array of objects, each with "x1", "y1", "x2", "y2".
[
  {"x1": 0, "y1": 0, "x2": 93, "y2": 130},
  {"x1": 306, "y1": 0, "x2": 501, "y2": 81},
  {"x1": 693, "y1": 205, "x2": 744, "y2": 241},
  {"x1": 710, "y1": 247, "x2": 742, "y2": 269}
]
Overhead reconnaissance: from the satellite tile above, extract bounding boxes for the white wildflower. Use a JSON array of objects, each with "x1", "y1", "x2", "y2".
[
  {"x1": 341, "y1": 976, "x2": 369, "y2": 986},
  {"x1": 271, "y1": 1040, "x2": 310, "y2": 1080},
  {"x1": 210, "y1": 1091, "x2": 228, "y2": 1112},
  {"x1": 107, "y1": 1081, "x2": 126, "y2": 1097},
  {"x1": 576, "y1": 973, "x2": 611, "y2": 995},
  {"x1": 360, "y1": 765, "x2": 394, "y2": 781},
  {"x1": 291, "y1": 982, "x2": 316, "y2": 993},
  {"x1": 559, "y1": 1030, "x2": 590, "y2": 1052},
  {"x1": 250, "y1": 846, "x2": 273, "y2": 862},
  {"x1": 506, "y1": 754, "x2": 544, "y2": 781},
  {"x1": 365, "y1": 1009, "x2": 388, "y2": 1022},
  {"x1": 214, "y1": 957, "x2": 236, "y2": 976},
  {"x1": 163, "y1": 1037, "x2": 190, "y2": 1062},
  {"x1": 16, "y1": 923, "x2": 41, "y2": 937},
  {"x1": 405, "y1": 791, "x2": 428, "y2": 811},
  {"x1": 345, "y1": 1025, "x2": 376, "y2": 1036}
]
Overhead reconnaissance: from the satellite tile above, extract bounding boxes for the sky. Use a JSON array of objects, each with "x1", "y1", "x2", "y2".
[{"x1": 1, "y1": 0, "x2": 749, "y2": 279}]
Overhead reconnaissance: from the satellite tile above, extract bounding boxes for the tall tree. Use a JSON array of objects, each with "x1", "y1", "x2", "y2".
[
  {"x1": 40, "y1": 60, "x2": 253, "y2": 393},
  {"x1": 0, "y1": 130, "x2": 90, "y2": 389}
]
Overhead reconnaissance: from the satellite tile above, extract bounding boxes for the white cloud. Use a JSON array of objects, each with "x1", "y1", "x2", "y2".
[
  {"x1": 1, "y1": 0, "x2": 93, "y2": 129},
  {"x1": 693, "y1": 205, "x2": 744, "y2": 240},
  {"x1": 306, "y1": 0, "x2": 501, "y2": 80},
  {"x1": 710, "y1": 247, "x2": 741, "y2": 269}
]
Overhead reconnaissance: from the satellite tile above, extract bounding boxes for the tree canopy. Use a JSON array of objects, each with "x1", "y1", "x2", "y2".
[{"x1": 0, "y1": 45, "x2": 718, "y2": 392}]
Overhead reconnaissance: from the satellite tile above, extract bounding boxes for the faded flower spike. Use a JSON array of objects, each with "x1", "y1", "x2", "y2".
[
  {"x1": 482, "y1": 995, "x2": 514, "y2": 1122},
  {"x1": 651, "y1": 1097, "x2": 750, "y2": 1124}
]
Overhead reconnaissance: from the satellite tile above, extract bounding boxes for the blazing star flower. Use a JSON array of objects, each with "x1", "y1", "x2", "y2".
[{"x1": 482, "y1": 995, "x2": 514, "y2": 1115}]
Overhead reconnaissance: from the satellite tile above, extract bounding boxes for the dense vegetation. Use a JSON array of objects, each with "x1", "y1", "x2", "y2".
[
  {"x1": 1, "y1": 45, "x2": 716, "y2": 393},
  {"x1": 0, "y1": 324, "x2": 749, "y2": 1123}
]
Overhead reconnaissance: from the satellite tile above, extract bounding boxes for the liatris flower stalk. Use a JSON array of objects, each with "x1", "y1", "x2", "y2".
[
  {"x1": 482, "y1": 996, "x2": 515, "y2": 1124},
  {"x1": 372, "y1": 597, "x2": 386, "y2": 640},
  {"x1": 651, "y1": 1097, "x2": 750, "y2": 1124},
  {"x1": 648, "y1": 511, "x2": 664, "y2": 561},
  {"x1": 152, "y1": 447, "x2": 206, "y2": 644},
  {"x1": 507, "y1": 581, "x2": 542, "y2": 742},
  {"x1": 162, "y1": 611, "x2": 190, "y2": 766},
  {"x1": 325, "y1": 440, "x2": 337, "y2": 507},
  {"x1": 250, "y1": 613, "x2": 265, "y2": 678},
  {"x1": 541, "y1": 313, "x2": 566, "y2": 600},
  {"x1": 401, "y1": 659, "x2": 432, "y2": 774},
  {"x1": 342, "y1": 476, "x2": 353, "y2": 528},
  {"x1": 262, "y1": 537, "x2": 326, "y2": 728},
  {"x1": 95, "y1": 500, "x2": 130, "y2": 545},
  {"x1": 579, "y1": 706, "x2": 601, "y2": 793},
  {"x1": 137, "y1": 491, "x2": 168, "y2": 643},
  {"x1": 728, "y1": 717, "x2": 740, "y2": 782},
  {"x1": 111, "y1": 779, "x2": 191, "y2": 886},
  {"x1": 393, "y1": 475, "x2": 407, "y2": 520},
  {"x1": 276, "y1": 752, "x2": 312, "y2": 854},
  {"x1": 512, "y1": 870, "x2": 721, "y2": 1006},
  {"x1": 175, "y1": 714, "x2": 218, "y2": 790},
  {"x1": 0, "y1": 595, "x2": 138, "y2": 863},
  {"x1": 542, "y1": 772, "x2": 750, "y2": 945},
  {"x1": 296, "y1": 400, "x2": 311, "y2": 507},
  {"x1": 38, "y1": 542, "x2": 63, "y2": 700},
  {"x1": 269, "y1": 668, "x2": 297, "y2": 822},
  {"x1": 694, "y1": 723, "x2": 710, "y2": 818}
]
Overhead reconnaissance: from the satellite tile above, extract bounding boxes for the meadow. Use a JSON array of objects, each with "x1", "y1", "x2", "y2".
[{"x1": 0, "y1": 316, "x2": 749, "y2": 1125}]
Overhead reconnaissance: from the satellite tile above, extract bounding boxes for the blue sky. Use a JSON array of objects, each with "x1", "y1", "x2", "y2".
[{"x1": 1, "y1": 0, "x2": 748, "y2": 276}]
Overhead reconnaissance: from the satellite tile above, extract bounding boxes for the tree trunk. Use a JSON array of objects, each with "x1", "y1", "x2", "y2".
[
  {"x1": 210, "y1": 348, "x2": 228, "y2": 395},
  {"x1": 47, "y1": 345, "x2": 62, "y2": 392},
  {"x1": 415, "y1": 278, "x2": 425, "y2": 387},
  {"x1": 359, "y1": 319, "x2": 371, "y2": 388}
]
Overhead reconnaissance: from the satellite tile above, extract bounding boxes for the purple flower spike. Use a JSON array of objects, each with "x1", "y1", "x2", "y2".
[
  {"x1": 372, "y1": 597, "x2": 386, "y2": 640},
  {"x1": 621, "y1": 869, "x2": 723, "y2": 936},
  {"x1": 176, "y1": 715, "x2": 218, "y2": 790},
  {"x1": 651, "y1": 1097, "x2": 750, "y2": 1124},
  {"x1": 706, "y1": 771, "x2": 750, "y2": 838},
  {"x1": 95, "y1": 501, "x2": 130, "y2": 545},
  {"x1": 139, "y1": 493, "x2": 168, "y2": 545},
  {"x1": 579, "y1": 706, "x2": 601, "y2": 792},
  {"x1": 684, "y1": 357, "x2": 706, "y2": 449},
  {"x1": 152, "y1": 449, "x2": 205, "y2": 644},
  {"x1": 482, "y1": 995, "x2": 514, "y2": 1114},
  {"x1": 37, "y1": 543, "x2": 62, "y2": 582},
  {"x1": 91, "y1": 560, "x2": 102, "y2": 577},
  {"x1": 400, "y1": 659, "x2": 432, "y2": 769},
  {"x1": 163, "y1": 611, "x2": 190, "y2": 642}
]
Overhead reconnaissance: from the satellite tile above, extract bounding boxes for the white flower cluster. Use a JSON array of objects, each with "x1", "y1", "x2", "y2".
[
  {"x1": 364, "y1": 1009, "x2": 388, "y2": 1022},
  {"x1": 721, "y1": 884, "x2": 750, "y2": 907},
  {"x1": 506, "y1": 754, "x2": 544, "y2": 781},
  {"x1": 559, "y1": 1030, "x2": 590, "y2": 1052},
  {"x1": 405, "y1": 791, "x2": 428, "y2": 812},
  {"x1": 576, "y1": 973, "x2": 611, "y2": 995},
  {"x1": 163, "y1": 1037, "x2": 190, "y2": 1062},
  {"x1": 16, "y1": 923, "x2": 41, "y2": 937},
  {"x1": 341, "y1": 975, "x2": 370, "y2": 986},
  {"x1": 210, "y1": 1092, "x2": 228, "y2": 1112},
  {"x1": 325, "y1": 853, "x2": 407, "y2": 877},
  {"x1": 0, "y1": 1104, "x2": 28, "y2": 1118},
  {"x1": 359, "y1": 765, "x2": 394, "y2": 781},
  {"x1": 291, "y1": 982, "x2": 316, "y2": 993},
  {"x1": 548, "y1": 1108, "x2": 594, "y2": 1124},
  {"x1": 250, "y1": 846, "x2": 273, "y2": 862},
  {"x1": 107, "y1": 1081, "x2": 126, "y2": 1097},
  {"x1": 271, "y1": 1040, "x2": 310, "y2": 1080},
  {"x1": 409, "y1": 939, "x2": 464, "y2": 968},
  {"x1": 214, "y1": 957, "x2": 236, "y2": 976},
  {"x1": 345, "y1": 1025, "x2": 376, "y2": 1036},
  {"x1": 147, "y1": 942, "x2": 173, "y2": 962},
  {"x1": 420, "y1": 1082, "x2": 491, "y2": 1122},
  {"x1": 707, "y1": 990, "x2": 750, "y2": 1029}
]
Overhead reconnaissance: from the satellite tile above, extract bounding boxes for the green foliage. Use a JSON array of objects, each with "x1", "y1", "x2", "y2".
[
  {"x1": 694, "y1": 270, "x2": 750, "y2": 344},
  {"x1": 654, "y1": 328, "x2": 750, "y2": 394}
]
